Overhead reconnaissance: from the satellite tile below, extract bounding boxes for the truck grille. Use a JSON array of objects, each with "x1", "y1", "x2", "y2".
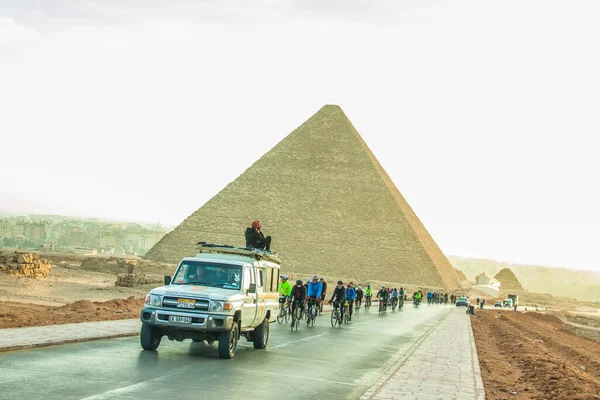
[{"x1": 162, "y1": 296, "x2": 210, "y2": 311}]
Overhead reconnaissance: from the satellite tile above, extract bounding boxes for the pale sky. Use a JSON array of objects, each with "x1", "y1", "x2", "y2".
[{"x1": 1, "y1": 1, "x2": 599, "y2": 272}]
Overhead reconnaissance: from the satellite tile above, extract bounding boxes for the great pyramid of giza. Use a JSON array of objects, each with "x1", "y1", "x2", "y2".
[
  {"x1": 145, "y1": 105, "x2": 469, "y2": 290},
  {"x1": 494, "y1": 268, "x2": 525, "y2": 292}
]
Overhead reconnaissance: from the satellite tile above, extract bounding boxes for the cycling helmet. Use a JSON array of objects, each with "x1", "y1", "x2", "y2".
[
  {"x1": 306, "y1": 278, "x2": 310, "y2": 283},
  {"x1": 337, "y1": 280, "x2": 343, "y2": 285},
  {"x1": 367, "y1": 284, "x2": 370, "y2": 288},
  {"x1": 358, "y1": 285, "x2": 362, "y2": 290},
  {"x1": 281, "y1": 275, "x2": 288, "y2": 280},
  {"x1": 296, "y1": 279, "x2": 303, "y2": 285},
  {"x1": 311, "y1": 275, "x2": 318, "y2": 280},
  {"x1": 381, "y1": 286, "x2": 385, "y2": 289}
]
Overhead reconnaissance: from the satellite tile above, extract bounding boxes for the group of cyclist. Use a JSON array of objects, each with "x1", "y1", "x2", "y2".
[
  {"x1": 278, "y1": 275, "x2": 372, "y2": 326},
  {"x1": 277, "y1": 275, "x2": 467, "y2": 330}
]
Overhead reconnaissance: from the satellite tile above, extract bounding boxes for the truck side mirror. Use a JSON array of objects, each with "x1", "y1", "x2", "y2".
[
  {"x1": 164, "y1": 275, "x2": 172, "y2": 285},
  {"x1": 248, "y1": 283, "x2": 256, "y2": 294}
]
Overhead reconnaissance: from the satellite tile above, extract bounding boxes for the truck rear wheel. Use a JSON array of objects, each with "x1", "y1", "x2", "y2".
[
  {"x1": 218, "y1": 322, "x2": 239, "y2": 359},
  {"x1": 140, "y1": 324, "x2": 162, "y2": 351},
  {"x1": 253, "y1": 319, "x2": 269, "y2": 349}
]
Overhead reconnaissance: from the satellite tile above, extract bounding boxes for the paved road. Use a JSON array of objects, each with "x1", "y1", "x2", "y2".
[{"x1": 0, "y1": 305, "x2": 453, "y2": 400}]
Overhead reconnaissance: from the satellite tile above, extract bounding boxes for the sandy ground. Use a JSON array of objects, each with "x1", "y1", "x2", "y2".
[
  {"x1": 0, "y1": 298, "x2": 144, "y2": 329},
  {"x1": 471, "y1": 309, "x2": 600, "y2": 399},
  {"x1": 0, "y1": 250, "x2": 176, "y2": 328}
]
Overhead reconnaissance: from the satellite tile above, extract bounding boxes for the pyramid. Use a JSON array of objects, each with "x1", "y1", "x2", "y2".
[
  {"x1": 494, "y1": 268, "x2": 525, "y2": 292},
  {"x1": 145, "y1": 105, "x2": 469, "y2": 290}
]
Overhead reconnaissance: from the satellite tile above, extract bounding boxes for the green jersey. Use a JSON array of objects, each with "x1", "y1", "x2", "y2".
[
  {"x1": 278, "y1": 280, "x2": 292, "y2": 296},
  {"x1": 365, "y1": 287, "x2": 373, "y2": 296}
]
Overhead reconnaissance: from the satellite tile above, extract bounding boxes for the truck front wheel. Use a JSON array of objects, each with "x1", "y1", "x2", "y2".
[
  {"x1": 253, "y1": 318, "x2": 269, "y2": 349},
  {"x1": 140, "y1": 323, "x2": 162, "y2": 351},
  {"x1": 218, "y1": 322, "x2": 239, "y2": 359}
]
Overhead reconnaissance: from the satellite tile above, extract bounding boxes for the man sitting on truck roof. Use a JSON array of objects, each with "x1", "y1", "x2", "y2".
[{"x1": 245, "y1": 220, "x2": 272, "y2": 251}]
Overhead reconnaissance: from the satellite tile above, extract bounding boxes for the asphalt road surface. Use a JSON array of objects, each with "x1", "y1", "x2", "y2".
[{"x1": 1, "y1": 304, "x2": 453, "y2": 400}]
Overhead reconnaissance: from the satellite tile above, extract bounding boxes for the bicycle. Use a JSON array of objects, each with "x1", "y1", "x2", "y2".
[
  {"x1": 318, "y1": 295, "x2": 325, "y2": 314},
  {"x1": 276, "y1": 296, "x2": 289, "y2": 324},
  {"x1": 355, "y1": 298, "x2": 361, "y2": 314},
  {"x1": 306, "y1": 298, "x2": 317, "y2": 327},
  {"x1": 413, "y1": 298, "x2": 420, "y2": 308},
  {"x1": 398, "y1": 296, "x2": 404, "y2": 310},
  {"x1": 365, "y1": 296, "x2": 371, "y2": 311},
  {"x1": 291, "y1": 301, "x2": 302, "y2": 331},
  {"x1": 391, "y1": 297, "x2": 397, "y2": 312},
  {"x1": 330, "y1": 301, "x2": 343, "y2": 327},
  {"x1": 378, "y1": 297, "x2": 387, "y2": 314},
  {"x1": 343, "y1": 300, "x2": 350, "y2": 324}
]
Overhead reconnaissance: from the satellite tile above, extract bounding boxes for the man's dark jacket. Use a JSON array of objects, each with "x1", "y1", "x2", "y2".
[
  {"x1": 330, "y1": 286, "x2": 346, "y2": 303},
  {"x1": 290, "y1": 285, "x2": 307, "y2": 302},
  {"x1": 245, "y1": 227, "x2": 266, "y2": 248}
]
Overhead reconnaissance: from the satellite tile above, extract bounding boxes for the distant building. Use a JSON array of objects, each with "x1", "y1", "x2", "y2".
[{"x1": 73, "y1": 247, "x2": 97, "y2": 255}]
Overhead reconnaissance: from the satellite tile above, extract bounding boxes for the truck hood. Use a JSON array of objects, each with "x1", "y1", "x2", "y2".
[{"x1": 150, "y1": 285, "x2": 242, "y2": 301}]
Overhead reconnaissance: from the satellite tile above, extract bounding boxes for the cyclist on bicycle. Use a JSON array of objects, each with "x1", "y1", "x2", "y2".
[
  {"x1": 365, "y1": 284, "x2": 373, "y2": 307},
  {"x1": 377, "y1": 286, "x2": 388, "y2": 307},
  {"x1": 355, "y1": 285, "x2": 364, "y2": 308},
  {"x1": 319, "y1": 277, "x2": 327, "y2": 311},
  {"x1": 278, "y1": 275, "x2": 292, "y2": 312},
  {"x1": 345, "y1": 283, "x2": 356, "y2": 321},
  {"x1": 329, "y1": 280, "x2": 346, "y2": 322},
  {"x1": 306, "y1": 275, "x2": 322, "y2": 316},
  {"x1": 289, "y1": 279, "x2": 307, "y2": 325},
  {"x1": 391, "y1": 288, "x2": 399, "y2": 307}
]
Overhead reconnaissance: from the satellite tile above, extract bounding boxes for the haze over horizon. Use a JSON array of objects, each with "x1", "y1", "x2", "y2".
[{"x1": 1, "y1": 1, "x2": 599, "y2": 272}]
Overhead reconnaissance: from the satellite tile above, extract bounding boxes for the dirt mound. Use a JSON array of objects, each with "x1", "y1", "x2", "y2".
[
  {"x1": 0, "y1": 297, "x2": 144, "y2": 328},
  {"x1": 523, "y1": 311, "x2": 564, "y2": 325},
  {"x1": 471, "y1": 310, "x2": 600, "y2": 399},
  {"x1": 494, "y1": 268, "x2": 525, "y2": 291}
]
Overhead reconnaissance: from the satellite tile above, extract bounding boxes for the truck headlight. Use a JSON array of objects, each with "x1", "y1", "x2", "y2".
[
  {"x1": 145, "y1": 294, "x2": 162, "y2": 306},
  {"x1": 210, "y1": 301, "x2": 224, "y2": 312}
]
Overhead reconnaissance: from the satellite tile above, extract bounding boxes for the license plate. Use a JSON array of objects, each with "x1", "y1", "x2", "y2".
[
  {"x1": 168, "y1": 316, "x2": 192, "y2": 324},
  {"x1": 177, "y1": 298, "x2": 196, "y2": 308}
]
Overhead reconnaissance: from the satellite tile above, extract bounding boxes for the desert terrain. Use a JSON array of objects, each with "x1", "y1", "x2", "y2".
[
  {"x1": 471, "y1": 309, "x2": 600, "y2": 399},
  {"x1": 0, "y1": 249, "x2": 176, "y2": 328}
]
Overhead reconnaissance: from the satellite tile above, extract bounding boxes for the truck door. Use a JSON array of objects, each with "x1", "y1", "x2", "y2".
[
  {"x1": 254, "y1": 266, "x2": 266, "y2": 324},
  {"x1": 242, "y1": 266, "x2": 257, "y2": 328}
]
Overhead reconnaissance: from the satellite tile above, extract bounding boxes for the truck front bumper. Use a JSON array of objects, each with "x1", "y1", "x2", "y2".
[{"x1": 141, "y1": 307, "x2": 234, "y2": 331}]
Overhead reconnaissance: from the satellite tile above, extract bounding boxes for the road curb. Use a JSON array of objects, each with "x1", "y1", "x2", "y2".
[{"x1": 0, "y1": 331, "x2": 140, "y2": 353}]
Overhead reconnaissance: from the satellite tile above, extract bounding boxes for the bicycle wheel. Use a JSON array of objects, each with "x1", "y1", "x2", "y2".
[
  {"x1": 277, "y1": 305, "x2": 284, "y2": 324},
  {"x1": 330, "y1": 309, "x2": 338, "y2": 327},
  {"x1": 295, "y1": 309, "x2": 301, "y2": 330}
]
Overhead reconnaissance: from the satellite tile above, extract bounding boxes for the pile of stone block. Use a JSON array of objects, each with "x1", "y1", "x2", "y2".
[
  {"x1": 115, "y1": 273, "x2": 162, "y2": 287},
  {"x1": 0, "y1": 252, "x2": 52, "y2": 278}
]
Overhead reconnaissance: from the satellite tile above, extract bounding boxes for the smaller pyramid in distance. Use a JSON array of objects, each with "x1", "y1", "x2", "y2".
[{"x1": 494, "y1": 268, "x2": 524, "y2": 292}]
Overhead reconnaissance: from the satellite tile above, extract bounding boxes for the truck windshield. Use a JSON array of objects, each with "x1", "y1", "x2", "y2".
[{"x1": 172, "y1": 261, "x2": 242, "y2": 290}]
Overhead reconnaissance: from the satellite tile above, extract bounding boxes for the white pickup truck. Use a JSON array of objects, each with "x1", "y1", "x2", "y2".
[{"x1": 140, "y1": 243, "x2": 280, "y2": 359}]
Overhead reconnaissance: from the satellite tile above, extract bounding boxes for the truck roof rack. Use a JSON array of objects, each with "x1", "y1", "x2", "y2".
[{"x1": 195, "y1": 242, "x2": 281, "y2": 264}]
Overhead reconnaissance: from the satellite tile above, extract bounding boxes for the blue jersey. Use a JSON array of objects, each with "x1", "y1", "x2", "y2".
[
  {"x1": 345, "y1": 287, "x2": 356, "y2": 300},
  {"x1": 307, "y1": 281, "x2": 322, "y2": 298}
]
